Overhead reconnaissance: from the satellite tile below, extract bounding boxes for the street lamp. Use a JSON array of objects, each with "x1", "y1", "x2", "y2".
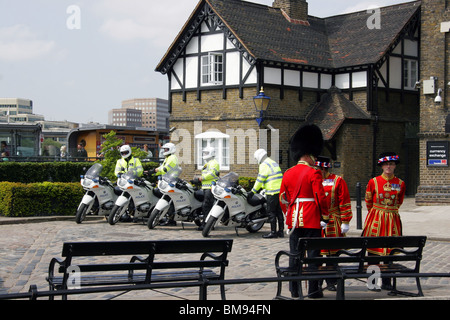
[{"x1": 253, "y1": 87, "x2": 271, "y2": 126}]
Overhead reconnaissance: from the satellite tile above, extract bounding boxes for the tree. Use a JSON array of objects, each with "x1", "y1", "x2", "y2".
[
  {"x1": 98, "y1": 131, "x2": 147, "y2": 181},
  {"x1": 98, "y1": 131, "x2": 122, "y2": 181}
]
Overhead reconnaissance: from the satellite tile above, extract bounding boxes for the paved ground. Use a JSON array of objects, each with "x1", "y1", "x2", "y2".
[{"x1": 0, "y1": 197, "x2": 449, "y2": 301}]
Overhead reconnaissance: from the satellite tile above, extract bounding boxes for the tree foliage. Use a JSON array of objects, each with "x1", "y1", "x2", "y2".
[{"x1": 98, "y1": 131, "x2": 147, "y2": 181}]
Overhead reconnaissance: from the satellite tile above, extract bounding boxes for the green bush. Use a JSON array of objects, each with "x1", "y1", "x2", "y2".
[
  {"x1": 0, "y1": 162, "x2": 90, "y2": 183},
  {"x1": 0, "y1": 182, "x2": 84, "y2": 217},
  {"x1": 0, "y1": 161, "x2": 159, "y2": 184},
  {"x1": 238, "y1": 177, "x2": 257, "y2": 191},
  {"x1": 0, "y1": 158, "x2": 256, "y2": 217}
]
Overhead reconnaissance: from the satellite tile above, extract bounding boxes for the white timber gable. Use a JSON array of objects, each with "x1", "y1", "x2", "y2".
[{"x1": 169, "y1": 17, "x2": 257, "y2": 92}]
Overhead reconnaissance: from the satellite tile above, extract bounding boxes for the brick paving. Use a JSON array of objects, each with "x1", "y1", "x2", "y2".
[{"x1": 0, "y1": 214, "x2": 449, "y2": 300}]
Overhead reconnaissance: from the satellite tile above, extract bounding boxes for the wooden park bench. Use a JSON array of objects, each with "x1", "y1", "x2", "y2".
[
  {"x1": 47, "y1": 239, "x2": 233, "y2": 300},
  {"x1": 274, "y1": 236, "x2": 427, "y2": 300}
]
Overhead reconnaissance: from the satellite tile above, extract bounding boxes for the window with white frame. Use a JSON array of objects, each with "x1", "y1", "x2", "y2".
[
  {"x1": 201, "y1": 53, "x2": 223, "y2": 85},
  {"x1": 195, "y1": 131, "x2": 229, "y2": 170},
  {"x1": 403, "y1": 59, "x2": 418, "y2": 90}
]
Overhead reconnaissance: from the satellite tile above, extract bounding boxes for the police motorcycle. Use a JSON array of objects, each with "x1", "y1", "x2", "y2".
[
  {"x1": 147, "y1": 165, "x2": 204, "y2": 229},
  {"x1": 201, "y1": 172, "x2": 268, "y2": 237},
  {"x1": 76, "y1": 163, "x2": 118, "y2": 224},
  {"x1": 108, "y1": 169, "x2": 162, "y2": 225}
]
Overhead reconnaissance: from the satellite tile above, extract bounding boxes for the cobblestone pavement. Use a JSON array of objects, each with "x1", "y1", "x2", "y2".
[{"x1": 0, "y1": 215, "x2": 449, "y2": 301}]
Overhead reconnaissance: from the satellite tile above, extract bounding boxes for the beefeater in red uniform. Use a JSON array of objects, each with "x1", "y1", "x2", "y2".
[
  {"x1": 279, "y1": 124, "x2": 329, "y2": 299},
  {"x1": 315, "y1": 156, "x2": 352, "y2": 248},
  {"x1": 315, "y1": 156, "x2": 353, "y2": 291},
  {"x1": 362, "y1": 151, "x2": 406, "y2": 291}
]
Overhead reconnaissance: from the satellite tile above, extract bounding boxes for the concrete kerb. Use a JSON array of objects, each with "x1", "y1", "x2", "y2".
[{"x1": 0, "y1": 215, "x2": 104, "y2": 225}]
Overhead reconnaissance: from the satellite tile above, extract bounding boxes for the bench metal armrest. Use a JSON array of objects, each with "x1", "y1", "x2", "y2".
[
  {"x1": 336, "y1": 249, "x2": 362, "y2": 257},
  {"x1": 130, "y1": 255, "x2": 147, "y2": 263},
  {"x1": 275, "y1": 250, "x2": 300, "y2": 271},
  {"x1": 47, "y1": 257, "x2": 64, "y2": 284},
  {"x1": 200, "y1": 252, "x2": 221, "y2": 261},
  {"x1": 128, "y1": 256, "x2": 148, "y2": 279}
]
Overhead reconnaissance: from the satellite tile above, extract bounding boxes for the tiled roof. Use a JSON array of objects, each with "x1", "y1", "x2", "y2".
[
  {"x1": 183, "y1": 0, "x2": 421, "y2": 70},
  {"x1": 306, "y1": 87, "x2": 371, "y2": 140}
]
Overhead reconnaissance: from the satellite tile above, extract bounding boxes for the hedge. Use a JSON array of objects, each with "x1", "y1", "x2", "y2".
[
  {"x1": 0, "y1": 162, "x2": 160, "y2": 183},
  {"x1": 0, "y1": 162, "x2": 258, "y2": 217},
  {"x1": 0, "y1": 162, "x2": 92, "y2": 183},
  {"x1": 0, "y1": 182, "x2": 84, "y2": 217}
]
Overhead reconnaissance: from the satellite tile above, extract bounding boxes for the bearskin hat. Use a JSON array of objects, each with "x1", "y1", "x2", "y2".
[{"x1": 289, "y1": 124, "x2": 324, "y2": 162}]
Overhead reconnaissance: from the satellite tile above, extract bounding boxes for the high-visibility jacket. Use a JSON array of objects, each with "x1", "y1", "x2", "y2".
[
  {"x1": 115, "y1": 157, "x2": 143, "y2": 177},
  {"x1": 251, "y1": 157, "x2": 283, "y2": 195},
  {"x1": 201, "y1": 158, "x2": 220, "y2": 189},
  {"x1": 155, "y1": 154, "x2": 178, "y2": 176}
]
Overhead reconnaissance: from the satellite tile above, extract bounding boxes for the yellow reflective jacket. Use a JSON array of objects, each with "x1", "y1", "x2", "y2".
[
  {"x1": 155, "y1": 154, "x2": 179, "y2": 176},
  {"x1": 251, "y1": 157, "x2": 283, "y2": 195},
  {"x1": 201, "y1": 158, "x2": 220, "y2": 189},
  {"x1": 115, "y1": 157, "x2": 143, "y2": 177}
]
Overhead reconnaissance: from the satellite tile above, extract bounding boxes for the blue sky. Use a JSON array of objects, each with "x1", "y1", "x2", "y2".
[{"x1": 0, "y1": 0, "x2": 411, "y2": 124}]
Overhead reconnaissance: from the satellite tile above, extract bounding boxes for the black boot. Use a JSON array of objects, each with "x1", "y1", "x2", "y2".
[
  {"x1": 262, "y1": 231, "x2": 278, "y2": 238},
  {"x1": 263, "y1": 222, "x2": 278, "y2": 238}
]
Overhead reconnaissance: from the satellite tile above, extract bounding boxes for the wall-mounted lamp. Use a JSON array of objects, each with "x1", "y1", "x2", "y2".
[
  {"x1": 435, "y1": 88, "x2": 443, "y2": 103},
  {"x1": 253, "y1": 87, "x2": 271, "y2": 127}
]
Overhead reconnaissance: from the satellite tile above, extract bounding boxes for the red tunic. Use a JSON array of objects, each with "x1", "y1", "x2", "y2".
[
  {"x1": 321, "y1": 173, "x2": 353, "y2": 255},
  {"x1": 362, "y1": 174, "x2": 406, "y2": 255},
  {"x1": 280, "y1": 162, "x2": 329, "y2": 230}
]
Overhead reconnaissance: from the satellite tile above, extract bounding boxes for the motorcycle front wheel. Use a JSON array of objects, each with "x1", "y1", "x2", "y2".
[
  {"x1": 75, "y1": 203, "x2": 89, "y2": 224},
  {"x1": 108, "y1": 204, "x2": 127, "y2": 225},
  {"x1": 202, "y1": 216, "x2": 217, "y2": 237},
  {"x1": 147, "y1": 208, "x2": 164, "y2": 229}
]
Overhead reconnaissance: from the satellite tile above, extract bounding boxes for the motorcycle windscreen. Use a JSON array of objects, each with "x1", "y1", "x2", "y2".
[
  {"x1": 85, "y1": 163, "x2": 103, "y2": 180},
  {"x1": 122, "y1": 168, "x2": 139, "y2": 181},
  {"x1": 217, "y1": 172, "x2": 239, "y2": 189},
  {"x1": 162, "y1": 165, "x2": 182, "y2": 184}
]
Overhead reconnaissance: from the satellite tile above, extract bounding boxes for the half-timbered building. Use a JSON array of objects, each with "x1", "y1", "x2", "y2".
[{"x1": 156, "y1": 0, "x2": 421, "y2": 195}]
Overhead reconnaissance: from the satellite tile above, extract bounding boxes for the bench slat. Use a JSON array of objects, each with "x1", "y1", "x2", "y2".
[
  {"x1": 48, "y1": 239, "x2": 233, "y2": 300},
  {"x1": 49, "y1": 269, "x2": 219, "y2": 288},
  {"x1": 275, "y1": 236, "x2": 427, "y2": 300}
]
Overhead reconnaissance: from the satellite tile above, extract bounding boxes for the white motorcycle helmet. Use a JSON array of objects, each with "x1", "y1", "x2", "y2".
[
  {"x1": 202, "y1": 146, "x2": 215, "y2": 161},
  {"x1": 120, "y1": 145, "x2": 132, "y2": 159},
  {"x1": 254, "y1": 149, "x2": 267, "y2": 164},
  {"x1": 162, "y1": 143, "x2": 176, "y2": 156}
]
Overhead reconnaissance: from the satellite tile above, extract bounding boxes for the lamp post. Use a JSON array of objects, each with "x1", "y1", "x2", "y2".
[{"x1": 253, "y1": 87, "x2": 271, "y2": 127}]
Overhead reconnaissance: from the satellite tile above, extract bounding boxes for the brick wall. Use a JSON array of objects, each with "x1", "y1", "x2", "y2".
[
  {"x1": 417, "y1": 0, "x2": 450, "y2": 205},
  {"x1": 169, "y1": 83, "x2": 419, "y2": 197}
]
